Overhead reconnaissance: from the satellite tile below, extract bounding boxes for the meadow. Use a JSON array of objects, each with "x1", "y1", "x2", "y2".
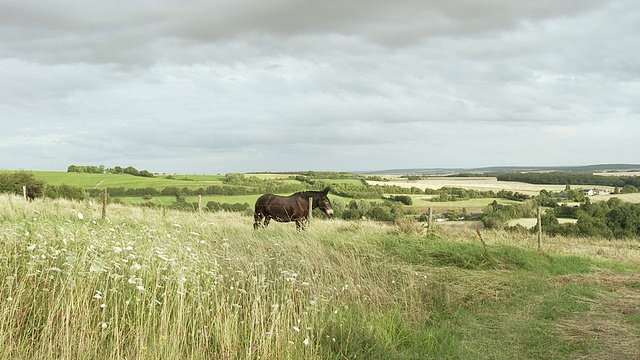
[
  {"x1": 1, "y1": 195, "x2": 639, "y2": 359},
  {"x1": 30, "y1": 171, "x2": 227, "y2": 190}
]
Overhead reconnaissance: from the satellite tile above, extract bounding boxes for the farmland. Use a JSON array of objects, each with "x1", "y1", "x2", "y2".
[
  {"x1": 12, "y1": 170, "x2": 639, "y2": 232},
  {"x1": 1, "y1": 195, "x2": 639, "y2": 359},
  {"x1": 367, "y1": 176, "x2": 608, "y2": 196}
]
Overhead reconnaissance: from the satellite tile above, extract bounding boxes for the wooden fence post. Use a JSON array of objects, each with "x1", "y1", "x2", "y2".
[
  {"x1": 198, "y1": 195, "x2": 203, "y2": 219},
  {"x1": 427, "y1": 207, "x2": 433, "y2": 233},
  {"x1": 23, "y1": 185, "x2": 27, "y2": 217},
  {"x1": 307, "y1": 197, "x2": 313, "y2": 230},
  {"x1": 102, "y1": 189, "x2": 108, "y2": 220},
  {"x1": 537, "y1": 206, "x2": 542, "y2": 250}
]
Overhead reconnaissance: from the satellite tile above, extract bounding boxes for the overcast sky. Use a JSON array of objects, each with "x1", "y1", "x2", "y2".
[{"x1": 1, "y1": 1, "x2": 638, "y2": 174}]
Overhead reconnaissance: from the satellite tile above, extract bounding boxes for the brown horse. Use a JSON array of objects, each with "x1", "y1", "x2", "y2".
[
  {"x1": 254, "y1": 188, "x2": 334, "y2": 230},
  {"x1": 26, "y1": 186, "x2": 40, "y2": 201}
]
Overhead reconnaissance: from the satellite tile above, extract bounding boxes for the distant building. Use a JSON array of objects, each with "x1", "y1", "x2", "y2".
[{"x1": 582, "y1": 189, "x2": 610, "y2": 196}]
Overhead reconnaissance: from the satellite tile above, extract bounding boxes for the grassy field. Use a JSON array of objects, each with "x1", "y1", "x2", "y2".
[
  {"x1": 31, "y1": 171, "x2": 225, "y2": 190},
  {"x1": 1, "y1": 195, "x2": 639, "y2": 359}
]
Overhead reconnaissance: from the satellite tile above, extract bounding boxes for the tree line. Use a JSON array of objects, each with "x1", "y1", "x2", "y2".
[
  {"x1": 67, "y1": 165, "x2": 154, "y2": 178},
  {"x1": 481, "y1": 192, "x2": 640, "y2": 239}
]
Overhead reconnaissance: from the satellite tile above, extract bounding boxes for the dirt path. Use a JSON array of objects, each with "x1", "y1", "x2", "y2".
[{"x1": 93, "y1": 178, "x2": 107, "y2": 189}]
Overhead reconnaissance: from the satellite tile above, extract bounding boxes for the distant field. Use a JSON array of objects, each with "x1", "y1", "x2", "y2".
[
  {"x1": 120, "y1": 195, "x2": 261, "y2": 206},
  {"x1": 313, "y1": 178, "x2": 364, "y2": 186},
  {"x1": 30, "y1": 171, "x2": 301, "y2": 190},
  {"x1": 594, "y1": 171, "x2": 640, "y2": 177},
  {"x1": 367, "y1": 176, "x2": 621, "y2": 196},
  {"x1": 18, "y1": 171, "x2": 640, "y2": 208},
  {"x1": 409, "y1": 195, "x2": 520, "y2": 212},
  {"x1": 596, "y1": 193, "x2": 640, "y2": 203},
  {"x1": 32, "y1": 171, "x2": 223, "y2": 190},
  {"x1": 507, "y1": 217, "x2": 578, "y2": 228}
]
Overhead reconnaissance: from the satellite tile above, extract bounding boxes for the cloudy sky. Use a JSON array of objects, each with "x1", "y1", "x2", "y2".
[{"x1": 1, "y1": 1, "x2": 638, "y2": 174}]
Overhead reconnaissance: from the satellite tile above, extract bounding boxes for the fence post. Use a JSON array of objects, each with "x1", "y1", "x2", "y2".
[
  {"x1": 307, "y1": 197, "x2": 313, "y2": 230},
  {"x1": 427, "y1": 207, "x2": 433, "y2": 233},
  {"x1": 198, "y1": 195, "x2": 203, "y2": 219},
  {"x1": 23, "y1": 185, "x2": 27, "y2": 217},
  {"x1": 102, "y1": 189, "x2": 108, "y2": 220},
  {"x1": 537, "y1": 206, "x2": 542, "y2": 250}
]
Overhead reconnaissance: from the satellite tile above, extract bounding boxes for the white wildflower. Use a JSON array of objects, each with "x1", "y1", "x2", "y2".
[
  {"x1": 114, "y1": 246, "x2": 123, "y2": 253},
  {"x1": 136, "y1": 285, "x2": 145, "y2": 292},
  {"x1": 90, "y1": 264, "x2": 104, "y2": 273},
  {"x1": 293, "y1": 326, "x2": 300, "y2": 332},
  {"x1": 101, "y1": 322, "x2": 108, "y2": 329},
  {"x1": 77, "y1": 212, "x2": 84, "y2": 220},
  {"x1": 27, "y1": 244, "x2": 36, "y2": 251},
  {"x1": 303, "y1": 338, "x2": 309, "y2": 346}
]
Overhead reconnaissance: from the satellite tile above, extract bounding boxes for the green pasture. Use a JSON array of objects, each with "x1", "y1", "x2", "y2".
[
  {"x1": 169, "y1": 174, "x2": 226, "y2": 182},
  {"x1": 32, "y1": 171, "x2": 223, "y2": 190},
  {"x1": 313, "y1": 178, "x2": 364, "y2": 186},
  {"x1": 119, "y1": 195, "x2": 261, "y2": 206}
]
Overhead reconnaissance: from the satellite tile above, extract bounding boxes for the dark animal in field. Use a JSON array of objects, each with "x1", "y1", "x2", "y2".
[
  {"x1": 25, "y1": 186, "x2": 40, "y2": 201},
  {"x1": 254, "y1": 188, "x2": 334, "y2": 230}
]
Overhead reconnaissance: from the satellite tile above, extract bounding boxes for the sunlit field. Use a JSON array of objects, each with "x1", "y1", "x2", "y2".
[
  {"x1": 367, "y1": 176, "x2": 613, "y2": 196},
  {"x1": 29, "y1": 171, "x2": 226, "y2": 190},
  {"x1": 1, "y1": 195, "x2": 639, "y2": 359}
]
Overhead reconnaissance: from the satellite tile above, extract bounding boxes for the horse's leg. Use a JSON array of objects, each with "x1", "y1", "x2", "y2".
[
  {"x1": 254, "y1": 212, "x2": 263, "y2": 229},
  {"x1": 296, "y1": 218, "x2": 306, "y2": 231},
  {"x1": 264, "y1": 216, "x2": 271, "y2": 228}
]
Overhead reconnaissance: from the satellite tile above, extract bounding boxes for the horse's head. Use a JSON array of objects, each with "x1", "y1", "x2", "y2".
[{"x1": 316, "y1": 187, "x2": 334, "y2": 218}]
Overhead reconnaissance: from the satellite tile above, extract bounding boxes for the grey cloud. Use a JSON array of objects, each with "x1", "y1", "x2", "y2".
[{"x1": 1, "y1": 1, "x2": 638, "y2": 173}]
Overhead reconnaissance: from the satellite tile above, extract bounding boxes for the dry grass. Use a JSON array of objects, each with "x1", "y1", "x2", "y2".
[{"x1": 554, "y1": 271, "x2": 640, "y2": 359}]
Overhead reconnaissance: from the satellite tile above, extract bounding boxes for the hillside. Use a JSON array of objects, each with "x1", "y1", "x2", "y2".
[
  {"x1": 365, "y1": 164, "x2": 640, "y2": 175},
  {"x1": 1, "y1": 194, "x2": 638, "y2": 359}
]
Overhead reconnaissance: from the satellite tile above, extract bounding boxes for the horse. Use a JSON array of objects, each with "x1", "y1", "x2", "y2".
[
  {"x1": 254, "y1": 188, "x2": 334, "y2": 230},
  {"x1": 25, "y1": 186, "x2": 40, "y2": 201}
]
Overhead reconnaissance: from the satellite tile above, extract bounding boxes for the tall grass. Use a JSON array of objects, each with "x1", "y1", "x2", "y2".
[{"x1": 1, "y1": 195, "x2": 639, "y2": 359}]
